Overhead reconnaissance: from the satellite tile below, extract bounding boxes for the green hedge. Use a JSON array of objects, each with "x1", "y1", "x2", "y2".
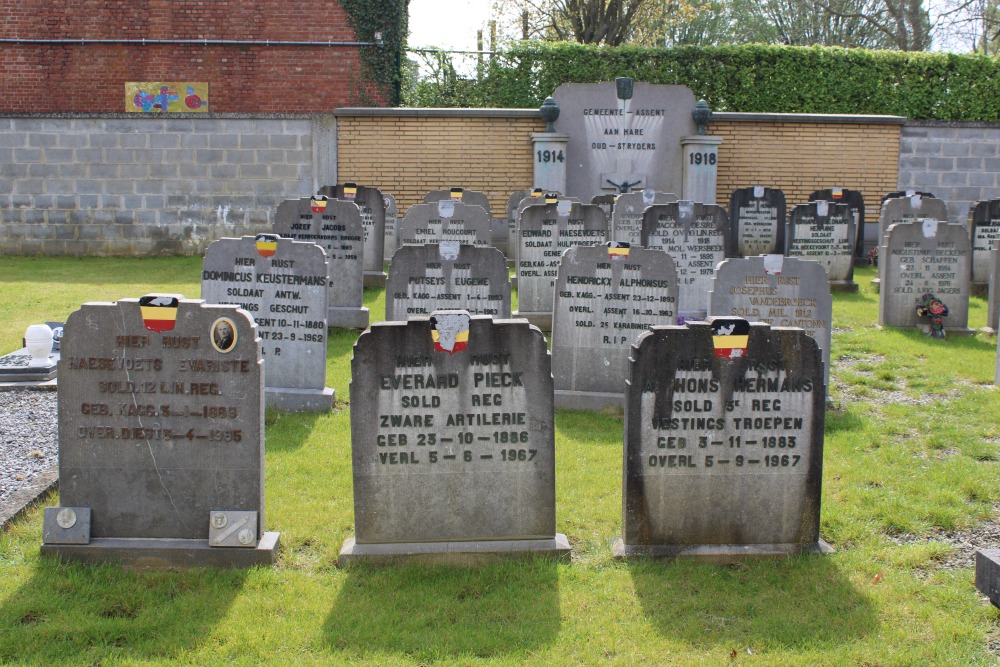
[{"x1": 406, "y1": 42, "x2": 1000, "y2": 120}]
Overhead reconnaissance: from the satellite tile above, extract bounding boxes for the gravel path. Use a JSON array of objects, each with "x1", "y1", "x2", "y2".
[{"x1": 0, "y1": 389, "x2": 58, "y2": 507}]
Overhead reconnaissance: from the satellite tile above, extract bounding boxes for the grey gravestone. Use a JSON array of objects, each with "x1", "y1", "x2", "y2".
[
  {"x1": 611, "y1": 189, "x2": 678, "y2": 246},
  {"x1": 201, "y1": 235, "x2": 334, "y2": 412},
  {"x1": 42, "y1": 295, "x2": 278, "y2": 567},
  {"x1": 0, "y1": 323, "x2": 61, "y2": 384},
  {"x1": 729, "y1": 186, "x2": 786, "y2": 257},
  {"x1": 386, "y1": 242, "x2": 511, "y2": 321},
  {"x1": 988, "y1": 247, "x2": 1000, "y2": 333},
  {"x1": 879, "y1": 194, "x2": 949, "y2": 247},
  {"x1": 809, "y1": 188, "x2": 866, "y2": 259},
  {"x1": 318, "y1": 183, "x2": 387, "y2": 287},
  {"x1": 507, "y1": 189, "x2": 546, "y2": 264},
  {"x1": 709, "y1": 255, "x2": 832, "y2": 393},
  {"x1": 398, "y1": 201, "x2": 492, "y2": 248},
  {"x1": 383, "y1": 192, "x2": 399, "y2": 262},
  {"x1": 976, "y1": 549, "x2": 1000, "y2": 608},
  {"x1": 551, "y1": 244, "x2": 678, "y2": 411},
  {"x1": 552, "y1": 81, "x2": 697, "y2": 200},
  {"x1": 516, "y1": 200, "x2": 609, "y2": 330},
  {"x1": 424, "y1": 188, "x2": 492, "y2": 216},
  {"x1": 591, "y1": 194, "x2": 616, "y2": 220},
  {"x1": 786, "y1": 201, "x2": 857, "y2": 290},
  {"x1": 275, "y1": 196, "x2": 369, "y2": 329},
  {"x1": 640, "y1": 201, "x2": 731, "y2": 321},
  {"x1": 613, "y1": 318, "x2": 830, "y2": 560},
  {"x1": 878, "y1": 219, "x2": 972, "y2": 334},
  {"x1": 969, "y1": 199, "x2": 1000, "y2": 290},
  {"x1": 340, "y1": 310, "x2": 571, "y2": 564}
]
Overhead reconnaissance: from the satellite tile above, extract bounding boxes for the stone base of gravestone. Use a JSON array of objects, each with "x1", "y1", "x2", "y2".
[
  {"x1": 0, "y1": 348, "x2": 58, "y2": 384},
  {"x1": 611, "y1": 538, "x2": 833, "y2": 563},
  {"x1": 554, "y1": 390, "x2": 624, "y2": 413},
  {"x1": 266, "y1": 386, "x2": 335, "y2": 412},
  {"x1": 976, "y1": 549, "x2": 1000, "y2": 608},
  {"x1": 41, "y1": 533, "x2": 280, "y2": 569},
  {"x1": 329, "y1": 305, "x2": 370, "y2": 330},
  {"x1": 339, "y1": 534, "x2": 572, "y2": 566},
  {"x1": 512, "y1": 311, "x2": 551, "y2": 331},
  {"x1": 364, "y1": 271, "x2": 387, "y2": 289}
]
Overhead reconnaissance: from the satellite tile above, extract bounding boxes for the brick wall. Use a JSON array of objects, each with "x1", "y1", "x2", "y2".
[
  {"x1": 713, "y1": 114, "x2": 903, "y2": 210},
  {"x1": 898, "y1": 121, "x2": 1000, "y2": 224},
  {"x1": 0, "y1": 0, "x2": 382, "y2": 112},
  {"x1": 336, "y1": 110, "x2": 903, "y2": 220},
  {"x1": 0, "y1": 115, "x2": 315, "y2": 255},
  {"x1": 334, "y1": 110, "x2": 542, "y2": 217}
]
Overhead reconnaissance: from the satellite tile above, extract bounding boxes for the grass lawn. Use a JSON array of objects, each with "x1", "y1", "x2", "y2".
[{"x1": 1, "y1": 257, "x2": 999, "y2": 665}]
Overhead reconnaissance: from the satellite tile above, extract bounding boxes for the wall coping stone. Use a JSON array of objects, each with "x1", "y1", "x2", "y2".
[{"x1": 905, "y1": 119, "x2": 1000, "y2": 129}]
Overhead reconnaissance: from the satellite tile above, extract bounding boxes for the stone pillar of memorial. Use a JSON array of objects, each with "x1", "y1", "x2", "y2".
[
  {"x1": 680, "y1": 135, "x2": 723, "y2": 206},
  {"x1": 532, "y1": 134, "x2": 569, "y2": 195}
]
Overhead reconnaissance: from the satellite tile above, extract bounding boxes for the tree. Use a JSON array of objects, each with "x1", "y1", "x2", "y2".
[
  {"x1": 933, "y1": 0, "x2": 1000, "y2": 53},
  {"x1": 491, "y1": 0, "x2": 704, "y2": 45}
]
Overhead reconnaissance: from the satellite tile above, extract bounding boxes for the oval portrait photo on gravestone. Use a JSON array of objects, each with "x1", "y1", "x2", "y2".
[{"x1": 211, "y1": 317, "x2": 238, "y2": 353}]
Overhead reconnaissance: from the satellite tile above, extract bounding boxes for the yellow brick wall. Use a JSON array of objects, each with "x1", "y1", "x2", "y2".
[
  {"x1": 337, "y1": 115, "x2": 901, "y2": 217},
  {"x1": 713, "y1": 120, "x2": 901, "y2": 210},
  {"x1": 336, "y1": 116, "x2": 544, "y2": 217}
]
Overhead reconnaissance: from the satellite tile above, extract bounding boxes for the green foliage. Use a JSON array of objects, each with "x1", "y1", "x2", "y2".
[
  {"x1": 406, "y1": 41, "x2": 1000, "y2": 120},
  {"x1": 341, "y1": 0, "x2": 408, "y2": 105}
]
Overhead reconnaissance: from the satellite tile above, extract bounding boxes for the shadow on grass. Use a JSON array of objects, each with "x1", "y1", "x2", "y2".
[
  {"x1": 324, "y1": 559, "x2": 561, "y2": 660},
  {"x1": 264, "y1": 410, "x2": 323, "y2": 453},
  {"x1": 0, "y1": 558, "x2": 246, "y2": 662},
  {"x1": 628, "y1": 555, "x2": 875, "y2": 649}
]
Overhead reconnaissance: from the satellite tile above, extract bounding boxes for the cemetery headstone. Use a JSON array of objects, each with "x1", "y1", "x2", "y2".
[
  {"x1": 988, "y1": 247, "x2": 1000, "y2": 333},
  {"x1": 201, "y1": 234, "x2": 334, "y2": 411},
  {"x1": 613, "y1": 318, "x2": 830, "y2": 560},
  {"x1": 383, "y1": 192, "x2": 399, "y2": 262},
  {"x1": 878, "y1": 219, "x2": 972, "y2": 334},
  {"x1": 552, "y1": 81, "x2": 697, "y2": 200},
  {"x1": 0, "y1": 322, "x2": 62, "y2": 385},
  {"x1": 729, "y1": 186, "x2": 786, "y2": 257},
  {"x1": 611, "y1": 189, "x2": 678, "y2": 246},
  {"x1": 976, "y1": 550, "x2": 1000, "y2": 608},
  {"x1": 274, "y1": 196, "x2": 369, "y2": 329},
  {"x1": 42, "y1": 295, "x2": 279, "y2": 567},
  {"x1": 640, "y1": 201, "x2": 731, "y2": 320},
  {"x1": 786, "y1": 201, "x2": 857, "y2": 290},
  {"x1": 516, "y1": 200, "x2": 609, "y2": 330},
  {"x1": 551, "y1": 244, "x2": 678, "y2": 411},
  {"x1": 709, "y1": 255, "x2": 832, "y2": 393},
  {"x1": 398, "y1": 201, "x2": 492, "y2": 248},
  {"x1": 878, "y1": 194, "x2": 949, "y2": 247},
  {"x1": 968, "y1": 199, "x2": 1000, "y2": 293},
  {"x1": 882, "y1": 190, "x2": 937, "y2": 204},
  {"x1": 424, "y1": 187, "x2": 492, "y2": 216},
  {"x1": 507, "y1": 189, "x2": 546, "y2": 264},
  {"x1": 339, "y1": 310, "x2": 571, "y2": 563},
  {"x1": 809, "y1": 187, "x2": 866, "y2": 258},
  {"x1": 385, "y1": 242, "x2": 511, "y2": 321},
  {"x1": 591, "y1": 194, "x2": 616, "y2": 220},
  {"x1": 317, "y1": 183, "x2": 387, "y2": 287}
]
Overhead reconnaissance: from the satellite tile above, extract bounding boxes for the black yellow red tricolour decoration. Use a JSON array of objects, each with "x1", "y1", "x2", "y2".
[
  {"x1": 429, "y1": 312, "x2": 470, "y2": 354},
  {"x1": 711, "y1": 318, "x2": 750, "y2": 359},
  {"x1": 255, "y1": 233, "x2": 279, "y2": 258},
  {"x1": 310, "y1": 195, "x2": 328, "y2": 214},
  {"x1": 139, "y1": 294, "x2": 179, "y2": 333}
]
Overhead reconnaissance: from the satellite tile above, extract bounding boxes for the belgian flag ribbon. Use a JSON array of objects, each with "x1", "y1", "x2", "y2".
[
  {"x1": 310, "y1": 195, "x2": 328, "y2": 214},
  {"x1": 430, "y1": 312, "x2": 470, "y2": 354},
  {"x1": 711, "y1": 318, "x2": 750, "y2": 359},
  {"x1": 255, "y1": 233, "x2": 279, "y2": 258},
  {"x1": 139, "y1": 294, "x2": 179, "y2": 333}
]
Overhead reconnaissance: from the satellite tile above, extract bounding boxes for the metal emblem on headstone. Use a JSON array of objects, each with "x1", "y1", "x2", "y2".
[
  {"x1": 208, "y1": 511, "x2": 259, "y2": 548},
  {"x1": 439, "y1": 240, "x2": 460, "y2": 261},
  {"x1": 42, "y1": 507, "x2": 91, "y2": 545},
  {"x1": 711, "y1": 317, "x2": 750, "y2": 359},
  {"x1": 310, "y1": 195, "x2": 328, "y2": 213},
  {"x1": 438, "y1": 199, "x2": 455, "y2": 218},
  {"x1": 255, "y1": 233, "x2": 279, "y2": 257},
  {"x1": 138, "y1": 294, "x2": 180, "y2": 333},
  {"x1": 430, "y1": 311, "x2": 470, "y2": 354}
]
